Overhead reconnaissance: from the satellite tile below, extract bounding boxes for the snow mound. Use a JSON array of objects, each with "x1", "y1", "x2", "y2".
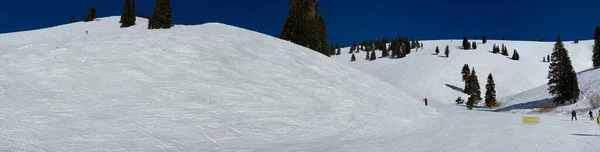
[
  {"x1": 498, "y1": 68, "x2": 600, "y2": 115},
  {"x1": 0, "y1": 16, "x2": 434, "y2": 151},
  {"x1": 332, "y1": 39, "x2": 593, "y2": 104}
]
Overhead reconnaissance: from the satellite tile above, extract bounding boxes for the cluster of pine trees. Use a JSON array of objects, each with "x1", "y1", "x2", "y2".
[
  {"x1": 120, "y1": 0, "x2": 137, "y2": 28},
  {"x1": 547, "y1": 36, "x2": 579, "y2": 105},
  {"x1": 543, "y1": 54, "x2": 551, "y2": 62},
  {"x1": 329, "y1": 43, "x2": 341, "y2": 56},
  {"x1": 462, "y1": 37, "x2": 471, "y2": 50},
  {"x1": 280, "y1": 0, "x2": 329, "y2": 56},
  {"x1": 593, "y1": 26, "x2": 600, "y2": 68}
]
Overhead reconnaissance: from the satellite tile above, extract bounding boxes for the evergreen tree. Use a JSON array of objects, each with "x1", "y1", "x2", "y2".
[
  {"x1": 501, "y1": 44, "x2": 509, "y2": 56},
  {"x1": 462, "y1": 64, "x2": 471, "y2": 93},
  {"x1": 445, "y1": 45, "x2": 450, "y2": 57},
  {"x1": 574, "y1": 39, "x2": 579, "y2": 44},
  {"x1": 547, "y1": 54, "x2": 551, "y2": 62},
  {"x1": 492, "y1": 44, "x2": 499, "y2": 53},
  {"x1": 370, "y1": 51, "x2": 376, "y2": 61},
  {"x1": 280, "y1": 0, "x2": 329, "y2": 56},
  {"x1": 543, "y1": 56, "x2": 546, "y2": 62},
  {"x1": 548, "y1": 36, "x2": 580, "y2": 104},
  {"x1": 148, "y1": 0, "x2": 173, "y2": 29},
  {"x1": 472, "y1": 41, "x2": 477, "y2": 49},
  {"x1": 512, "y1": 49, "x2": 520, "y2": 60},
  {"x1": 468, "y1": 68, "x2": 482, "y2": 101},
  {"x1": 485, "y1": 73, "x2": 497, "y2": 108},
  {"x1": 502, "y1": 37, "x2": 505, "y2": 40},
  {"x1": 462, "y1": 37, "x2": 471, "y2": 50},
  {"x1": 381, "y1": 45, "x2": 389, "y2": 57},
  {"x1": 71, "y1": 16, "x2": 75, "y2": 23},
  {"x1": 351, "y1": 53, "x2": 356, "y2": 61},
  {"x1": 435, "y1": 46, "x2": 440, "y2": 55},
  {"x1": 131, "y1": 0, "x2": 136, "y2": 23},
  {"x1": 482, "y1": 36, "x2": 487, "y2": 44},
  {"x1": 87, "y1": 6, "x2": 97, "y2": 21},
  {"x1": 593, "y1": 26, "x2": 600, "y2": 68},
  {"x1": 120, "y1": 0, "x2": 136, "y2": 28},
  {"x1": 540, "y1": 38, "x2": 543, "y2": 42},
  {"x1": 366, "y1": 51, "x2": 370, "y2": 60}
]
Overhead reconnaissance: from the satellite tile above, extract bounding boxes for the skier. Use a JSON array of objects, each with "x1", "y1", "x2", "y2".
[
  {"x1": 589, "y1": 111, "x2": 594, "y2": 120},
  {"x1": 86, "y1": 30, "x2": 88, "y2": 34},
  {"x1": 571, "y1": 110, "x2": 577, "y2": 121},
  {"x1": 423, "y1": 98, "x2": 428, "y2": 106}
]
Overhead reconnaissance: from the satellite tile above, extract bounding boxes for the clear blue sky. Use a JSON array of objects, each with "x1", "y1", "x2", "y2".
[{"x1": 1, "y1": 0, "x2": 599, "y2": 45}]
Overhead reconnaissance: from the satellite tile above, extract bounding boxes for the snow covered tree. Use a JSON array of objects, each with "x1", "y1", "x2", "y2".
[
  {"x1": 593, "y1": 26, "x2": 600, "y2": 68},
  {"x1": 482, "y1": 36, "x2": 487, "y2": 44},
  {"x1": 501, "y1": 44, "x2": 509, "y2": 56},
  {"x1": 548, "y1": 36, "x2": 580, "y2": 105},
  {"x1": 351, "y1": 53, "x2": 356, "y2": 61},
  {"x1": 485, "y1": 73, "x2": 497, "y2": 108},
  {"x1": 148, "y1": 0, "x2": 173, "y2": 29},
  {"x1": 512, "y1": 49, "x2": 520, "y2": 60},
  {"x1": 472, "y1": 41, "x2": 477, "y2": 50},
  {"x1": 370, "y1": 51, "x2": 376, "y2": 61},
  {"x1": 462, "y1": 37, "x2": 471, "y2": 50},
  {"x1": 492, "y1": 44, "x2": 499, "y2": 53},
  {"x1": 435, "y1": 46, "x2": 440, "y2": 55},
  {"x1": 445, "y1": 45, "x2": 449, "y2": 57}
]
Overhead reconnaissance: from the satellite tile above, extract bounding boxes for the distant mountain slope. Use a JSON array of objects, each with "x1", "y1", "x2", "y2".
[
  {"x1": 0, "y1": 17, "x2": 435, "y2": 151},
  {"x1": 332, "y1": 39, "x2": 593, "y2": 105}
]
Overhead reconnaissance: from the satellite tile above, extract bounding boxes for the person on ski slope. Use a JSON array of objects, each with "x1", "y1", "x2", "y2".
[
  {"x1": 423, "y1": 98, "x2": 428, "y2": 106},
  {"x1": 571, "y1": 110, "x2": 577, "y2": 121},
  {"x1": 589, "y1": 111, "x2": 594, "y2": 120}
]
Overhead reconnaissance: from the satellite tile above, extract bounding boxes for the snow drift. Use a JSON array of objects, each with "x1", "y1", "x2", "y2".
[{"x1": 0, "y1": 17, "x2": 435, "y2": 151}]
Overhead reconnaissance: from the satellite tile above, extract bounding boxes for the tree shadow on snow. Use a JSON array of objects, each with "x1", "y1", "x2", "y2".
[
  {"x1": 445, "y1": 84, "x2": 464, "y2": 93},
  {"x1": 493, "y1": 98, "x2": 554, "y2": 112},
  {"x1": 571, "y1": 134, "x2": 600, "y2": 137}
]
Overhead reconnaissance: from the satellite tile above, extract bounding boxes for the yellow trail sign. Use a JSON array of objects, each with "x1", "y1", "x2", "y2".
[{"x1": 522, "y1": 116, "x2": 540, "y2": 125}]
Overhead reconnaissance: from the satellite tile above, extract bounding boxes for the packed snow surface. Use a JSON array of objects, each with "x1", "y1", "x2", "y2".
[{"x1": 1, "y1": 17, "x2": 600, "y2": 151}]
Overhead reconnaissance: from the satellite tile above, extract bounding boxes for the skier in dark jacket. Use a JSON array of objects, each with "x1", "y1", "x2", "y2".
[
  {"x1": 423, "y1": 98, "x2": 428, "y2": 106},
  {"x1": 589, "y1": 111, "x2": 594, "y2": 120},
  {"x1": 571, "y1": 110, "x2": 577, "y2": 121}
]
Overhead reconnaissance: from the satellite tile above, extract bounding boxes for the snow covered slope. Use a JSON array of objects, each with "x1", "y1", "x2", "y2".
[
  {"x1": 498, "y1": 68, "x2": 600, "y2": 115},
  {"x1": 0, "y1": 17, "x2": 435, "y2": 151},
  {"x1": 332, "y1": 39, "x2": 594, "y2": 105}
]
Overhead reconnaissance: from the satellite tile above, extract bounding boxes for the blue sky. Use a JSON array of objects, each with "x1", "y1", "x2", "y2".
[{"x1": 1, "y1": 0, "x2": 599, "y2": 45}]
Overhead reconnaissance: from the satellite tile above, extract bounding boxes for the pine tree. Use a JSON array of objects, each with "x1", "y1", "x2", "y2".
[
  {"x1": 382, "y1": 46, "x2": 389, "y2": 57},
  {"x1": 131, "y1": 0, "x2": 137, "y2": 23},
  {"x1": 71, "y1": 16, "x2": 75, "y2": 23},
  {"x1": 485, "y1": 73, "x2": 497, "y2": 108},
  {"x1": 540, "y1": 38, "x2": 543, "y2": 42},
  {"x1": 472, "y1": 41, "x2": 477, "y2": 50},
  {"x1": 366, "y1": 51, "x2": 370, "y2": 60},
  {"x1": 120, "y1": 0, "x2": 135, "y2": 28},
  {"x1": 462, "y1": 37, "x2": 471, "y2": 50},
  {"x1": 574, "y1": 39, "x2": 579, "y2": 44},
  {"x1": 501, "y1": 44, "x2": 509, "y2": 56},
  {"x1": 482, "y1": 36, "x2": 487, "y2": 44},
  {"x1": 502, "y1": 37, "x2": 505, "y2": 40},
  {"x1": 445, "y1": 45, "x2": 449, "y2": 57},
  {"x1": 512, "y1": 49, "x2": 520, "y2": 60},
  {"x1": 280, "y1": 0, "x2": 329, "y2": 56},
  {"x1": 435, "y1": 46, "x2": 440, "y2": 55},
  {"x1": 492, "y1": 44, "x2": 499, "y2": 53},
  {"x1": 87, "y1": 6, "x2": 97, "y2": 22},
  {"x1": 462, "y1": 64, "x2": 471, "y2": 93},
  {"x1": 548, "y1": 36, "x2": 580, "y2": 104},
  {"x1": 148, "y1": 0, "x2": 173, "y2": 29},
  {"x1": 547, "y1": 55, "x2": 551, "y2": 62},
  {"x1": 466, "y1": 68, "x2": 482, "y2": 108},
  {"x1": 351, "y1": 53, "x2": 356, "y2": 61},
  {"x1": 370, "y1": 51, "x2": 376, "y2": 61},
  {"x1": 593, "y1": 26, "x2": 600, "y2": 68}
]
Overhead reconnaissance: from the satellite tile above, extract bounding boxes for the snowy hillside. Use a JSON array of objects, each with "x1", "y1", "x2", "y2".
[
  {"x1": 332, "y1": 39, "x2": 594, "y2": 105},
  {"x1": 0, "y1": 17, "x2": 435, "y2": 151},
  {"x1": 498, "y1": 68, "x2": 600, "y2": 115}
]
